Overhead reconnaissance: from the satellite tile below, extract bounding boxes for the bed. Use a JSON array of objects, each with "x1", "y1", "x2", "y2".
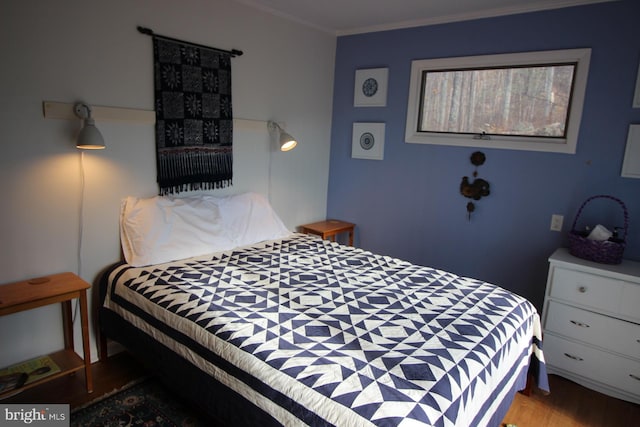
[{"x1": 99, "y1": 192, "x2": 548, "y2": 427}]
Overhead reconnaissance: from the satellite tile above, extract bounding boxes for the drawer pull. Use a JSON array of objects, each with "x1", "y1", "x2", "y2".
[
  {"x1": 564, "y1": 353, "x2": 584, "y2": 361},
  {"x1": 570, "y1": 320, "x2": 590, "y2": 328},
  {"x1": 578, "y1": 286, "x2": 587, "y2": 293},
  {"x1": 630, "y1": 374, "x2": 640, "y2": 382}
]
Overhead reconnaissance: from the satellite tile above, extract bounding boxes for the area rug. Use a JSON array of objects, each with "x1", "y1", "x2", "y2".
[{"x1": 71, "y1": 377, "x2": 211, "y2": 427}]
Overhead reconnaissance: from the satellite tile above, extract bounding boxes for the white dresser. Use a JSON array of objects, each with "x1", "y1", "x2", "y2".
[{"x1": 542, "y1": 248, "x2": 640, "y2": 404}]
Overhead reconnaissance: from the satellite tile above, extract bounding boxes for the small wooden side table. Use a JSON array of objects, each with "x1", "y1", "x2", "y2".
[
  {"x1": 0, "y1": 272, "x2": 93, "y2": 397},
  {"x1": 300, "y1": 219, "x2": 355, "y2": 246}
]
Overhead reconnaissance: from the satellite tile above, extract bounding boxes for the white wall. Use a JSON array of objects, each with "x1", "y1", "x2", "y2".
[{"x1": 0, "y1": 0, "x2": 335, "y2": 366}]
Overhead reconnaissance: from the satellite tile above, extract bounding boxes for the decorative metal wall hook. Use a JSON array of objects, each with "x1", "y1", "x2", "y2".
[{"x1": 460, "y1": 151, "x2": 490, "y2": 220}]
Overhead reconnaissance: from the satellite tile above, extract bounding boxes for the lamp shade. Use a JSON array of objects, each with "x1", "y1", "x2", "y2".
[
  {"x1": 74, "y1": 103, "x2": 105, "y2": 150},
  {"x1": 76, "y1": 118, "x2": 105, "y2": 149},
  {"x1": 279, "y1": 131, "x2": 297, "y2": 152},
  {"x1": 268, "y1": 120, "x2": 298, "y2": 152}
]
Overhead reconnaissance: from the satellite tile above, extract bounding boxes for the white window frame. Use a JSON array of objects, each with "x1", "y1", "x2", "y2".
[{"x1": 405, "y1": 48, "x2": 591, "y2": 154}]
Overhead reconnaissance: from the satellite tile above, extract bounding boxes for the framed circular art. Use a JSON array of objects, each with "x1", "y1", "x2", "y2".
[
  {"x1": 352, "y1": 122, "x2": 385, "y2": 160},
  {"x1": 354, "y1": 68, "x2": 388, "y2": 107}
]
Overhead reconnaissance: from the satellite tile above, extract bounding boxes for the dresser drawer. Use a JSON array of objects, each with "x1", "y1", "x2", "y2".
[
  {"x1": 549, "y1": 267, "x2": 640, "y2": 321},
  {"x1": 544, "y1": 301, "x2": 640, "y2": 359},
  {"x1": 544, "y1": 334, "x2": 640, "y2": 397}
]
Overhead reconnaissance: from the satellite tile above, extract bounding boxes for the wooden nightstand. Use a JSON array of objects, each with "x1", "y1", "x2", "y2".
[
  {"x1": 300, "y1": 219, "x2": 355, "y2": 246},
  {"x1": 0, "y1": 272, "x2": 93, "y2": 397}
]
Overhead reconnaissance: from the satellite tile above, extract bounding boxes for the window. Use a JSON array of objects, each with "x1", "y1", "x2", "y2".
[{"x1": 405, "y1": 49, "x2": 591, "y2": 153}]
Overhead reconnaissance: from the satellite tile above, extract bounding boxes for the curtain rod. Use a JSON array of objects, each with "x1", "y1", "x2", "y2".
[{"x1": 137, "y1": 26, "x2": 243, "y2": 57}]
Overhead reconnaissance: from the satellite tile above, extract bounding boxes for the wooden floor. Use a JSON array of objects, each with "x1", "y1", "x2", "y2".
[
  {"x1": 502, "y1": 374, "x2": 640, "y2": 427},
  {"x1": 4, "y1": 351, "x2": 639, "y2": 426}
]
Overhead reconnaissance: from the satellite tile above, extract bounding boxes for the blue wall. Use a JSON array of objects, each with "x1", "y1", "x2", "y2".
[{"x1": 327, "y1": 0, "x2": 640, "y2": 310}]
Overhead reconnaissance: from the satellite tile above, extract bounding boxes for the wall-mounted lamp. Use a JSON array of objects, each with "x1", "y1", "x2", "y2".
[
  {"x1": 267, "y1": 121, "x2": 297, "y2": 152},
  {"x1": 74, "y1": 103, "x2": 105, "y2": 149}
]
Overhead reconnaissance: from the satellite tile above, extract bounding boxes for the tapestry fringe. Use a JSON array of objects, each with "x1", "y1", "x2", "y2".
[
  {"x1": 157, "y1": 150, "x2": 232, "y2": 195},
  {"x1": 159, "y1": 179, "x2": 233, "y2": 196}
]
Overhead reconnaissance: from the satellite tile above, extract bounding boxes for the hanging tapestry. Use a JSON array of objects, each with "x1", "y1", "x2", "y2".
[{"x1": 153, "y1": 36, "x2": 233, "y2": 195}]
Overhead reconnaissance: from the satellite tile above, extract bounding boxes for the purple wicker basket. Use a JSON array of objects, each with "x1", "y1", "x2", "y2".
[{"x1": 568, "y1": 195, "x2": 628, "y2": 264}]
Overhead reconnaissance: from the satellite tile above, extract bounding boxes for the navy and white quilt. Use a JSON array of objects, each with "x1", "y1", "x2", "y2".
[{"x1": 104, "y1": 233, "x2": 548, "y2": 427}]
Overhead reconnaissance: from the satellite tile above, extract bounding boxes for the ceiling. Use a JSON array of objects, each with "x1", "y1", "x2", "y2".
[{"x1": 232, "y1": 0, "x2": 615, "y2": 35}]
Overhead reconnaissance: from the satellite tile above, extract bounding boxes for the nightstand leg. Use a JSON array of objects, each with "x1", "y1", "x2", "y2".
[
  {"x1": 61, "y1": 300, "x2": 74, "y2": 350},
  {"x1": 79, "y1": 290, "x2": 93, "y2": 393}
]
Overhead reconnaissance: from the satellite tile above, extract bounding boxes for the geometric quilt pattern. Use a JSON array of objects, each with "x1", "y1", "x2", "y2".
[{"x1": 107, "y1": 233, "x2": 546, "y2": 427}]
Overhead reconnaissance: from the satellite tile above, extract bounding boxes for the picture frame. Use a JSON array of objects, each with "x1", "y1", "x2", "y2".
[
  {"x1": 354, "y1": 68, "x2": 388, "y2": 107},
  {"x1": 352, "y1": 122, "x2": 385, "y2": 160},
  {"x1": 621, "y1": 124, "x2": 640, "y2": 178}
]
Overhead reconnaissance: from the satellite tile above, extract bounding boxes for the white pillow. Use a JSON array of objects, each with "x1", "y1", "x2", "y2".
[
  {"x1": 217, "y1": 192, "x2": 292, "y2": 248},
  {"x1": 120, "y1": 195, "x2": 235, "y2": 267},
  {"x1": 120, "y1": 192, "x2": 291, "y2": 267}
]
